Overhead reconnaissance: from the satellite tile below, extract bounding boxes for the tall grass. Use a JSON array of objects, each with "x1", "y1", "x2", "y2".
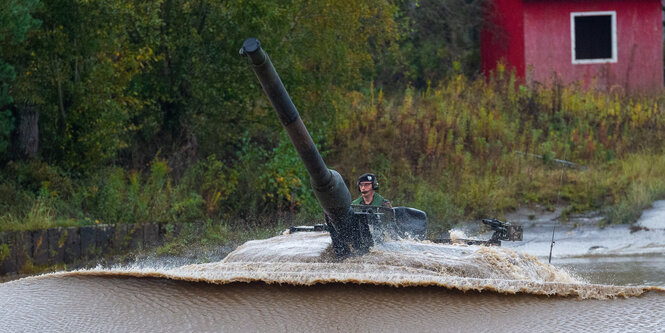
[{"x1": 330, "y1": 72, "x2": 665, "y2": 229}]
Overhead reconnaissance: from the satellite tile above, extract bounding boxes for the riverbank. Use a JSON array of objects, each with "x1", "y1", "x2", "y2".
[{"x1": 501, "y1": 201, "x2": 665, "y2": 286}]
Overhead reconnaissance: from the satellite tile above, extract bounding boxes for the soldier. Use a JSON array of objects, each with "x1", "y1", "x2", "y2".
[{"x1": 352, "y1": 173, "x2": 392, "y2": 208}]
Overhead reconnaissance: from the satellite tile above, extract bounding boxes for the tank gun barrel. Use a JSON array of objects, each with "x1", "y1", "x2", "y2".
[
  {"x1": 240, "y1": 38, "x2": 354, "y2": 248},
  {"x1": 240, "y1": 38, "x2": 332, "y2": 187}
]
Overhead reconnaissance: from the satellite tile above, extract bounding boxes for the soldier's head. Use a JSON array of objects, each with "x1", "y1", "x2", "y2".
[{"x1": 357, "y1": 173, "x2": 379, "y2": 194}]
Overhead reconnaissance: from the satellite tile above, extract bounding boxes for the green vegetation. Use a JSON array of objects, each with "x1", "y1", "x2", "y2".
[
  {"x1": 152, "y1": 218, "x2": 291, "y2": 259},
  {"x1": 331, "y1": 72, "x2": 665, "y2": 232},
  {"x1": 0, "y1": 243, "x2": 9, "y2": 261},
  {"x1": 1, "y1": 0, "x2": 664, "y2": 238}
]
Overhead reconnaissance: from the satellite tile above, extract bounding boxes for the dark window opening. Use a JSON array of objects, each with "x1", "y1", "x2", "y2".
[{"x1": 574, "y1": 15, "x2": 613, "y2": 60}]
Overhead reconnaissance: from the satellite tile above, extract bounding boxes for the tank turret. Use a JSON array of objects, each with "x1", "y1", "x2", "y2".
[{"x1": 241, "y1": 38, "x2": 426, "y2": 257}]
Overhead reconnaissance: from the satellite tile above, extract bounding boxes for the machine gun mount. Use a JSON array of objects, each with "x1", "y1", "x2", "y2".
[{"x1": 432, "y1": 218, "x2": 523, "y2": 246}]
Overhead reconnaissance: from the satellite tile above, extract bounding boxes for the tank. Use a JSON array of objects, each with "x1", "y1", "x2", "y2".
[{"x1": 240, "y1": 38, "x2": 427, "y2": 257}]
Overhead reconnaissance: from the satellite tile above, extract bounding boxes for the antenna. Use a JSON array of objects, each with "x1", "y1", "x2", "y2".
[
  {"x1": 548, "y1": 225, "x2": 555, "y2": 264},
  {"x1": 549, "y1": 127, "x2": 568, "y2": 264}
]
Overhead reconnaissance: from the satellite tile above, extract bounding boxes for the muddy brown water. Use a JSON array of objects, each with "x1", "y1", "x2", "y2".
[
  {"x1": 2, "y1": 276, "x2": 664, "y2": 332},
  {"x1": 2, "y1": 232, "x2": 664, "y2": 332}
]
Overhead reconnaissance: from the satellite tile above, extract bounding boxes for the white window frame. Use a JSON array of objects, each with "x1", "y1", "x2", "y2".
[{"x1": 570, "y1": 11, "x2": 618, "y2": 64}]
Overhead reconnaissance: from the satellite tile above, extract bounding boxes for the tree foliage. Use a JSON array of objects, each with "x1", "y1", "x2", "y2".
[
  {"x1": 0, "y1": 0, "x2": 41, "y2": 154},
  {"x1": 0, "y1": 0, "x2": 401, "y2": 222},
  {"x1": 2, "y1": 0, "x2": 399, "y2": 170},
  {"x1": 377, "y1": 0, "x2": 487, "y2": 89},
  {"x1": 7, "y1": 0, "x2": 161, "y2": 168}
]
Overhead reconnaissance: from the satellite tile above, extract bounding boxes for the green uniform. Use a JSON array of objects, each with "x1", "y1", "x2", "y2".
[{"x1": 352, "y1": 192, "x2": 391, "y2": 208}]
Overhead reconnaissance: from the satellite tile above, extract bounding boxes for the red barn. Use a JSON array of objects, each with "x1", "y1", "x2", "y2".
[{"x1": 481, "y1": 0, "x2": 663, "y2": 94}]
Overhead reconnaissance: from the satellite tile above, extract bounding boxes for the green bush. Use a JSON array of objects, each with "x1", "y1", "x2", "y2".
[
  {"x1": 171, "y1": 192, "x2": 205, "y2": 223},
  {"x1": 178, "y1": 155, "x2": 239, "y2": 218}
]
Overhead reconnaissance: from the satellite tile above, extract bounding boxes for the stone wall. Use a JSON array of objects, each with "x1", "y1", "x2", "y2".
[{"x1": 0, "y1": 222, "x2": 195, "y2": 276}]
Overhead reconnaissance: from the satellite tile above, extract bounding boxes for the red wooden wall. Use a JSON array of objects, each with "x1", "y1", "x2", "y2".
[
  {"x1": 482, "y1": 0, "x2": 663, "y2": 93},
  {"x1": 481, "y1": 0, "x2": 526, "y2": 78}
]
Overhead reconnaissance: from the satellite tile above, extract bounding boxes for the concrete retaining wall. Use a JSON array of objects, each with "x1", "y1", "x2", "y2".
[{"x1": 0, "y1": 222, "x2": 194, "y2": 276}]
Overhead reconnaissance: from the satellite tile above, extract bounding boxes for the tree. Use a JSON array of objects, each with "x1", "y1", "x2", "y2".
[
  {"x1": 377, "y1": 0, "x2": 487, "y2": 89},
  {"x1": 8, "y1": 0, "x2": 159, "y2": 167},
  {"x1": 129, "y1": 0, "x2": 401, "y2": 174},
  {"x1": 3, "y1": 0, "x2": 401, "y2": 182},
  {"x1": 0, "y1": 0, "x2": 41, "y2": 156}
]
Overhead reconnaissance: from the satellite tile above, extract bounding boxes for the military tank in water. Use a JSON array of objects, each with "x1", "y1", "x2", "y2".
[{"x1": 240, "y1": 38, "x2": 521, "y2": 257}]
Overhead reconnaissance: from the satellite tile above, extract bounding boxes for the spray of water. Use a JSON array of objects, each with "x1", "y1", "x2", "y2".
[{"x1": 22, "y1": 231, "x2": 661, "y2": 300}]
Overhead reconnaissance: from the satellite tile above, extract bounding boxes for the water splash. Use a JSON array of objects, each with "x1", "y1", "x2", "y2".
[
  {"x1": 27, "y1": 232, "x2": 662, "y2": 300},
  {"x1": 448, "y1": 229, "x2": 472, "y2": 242}
]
